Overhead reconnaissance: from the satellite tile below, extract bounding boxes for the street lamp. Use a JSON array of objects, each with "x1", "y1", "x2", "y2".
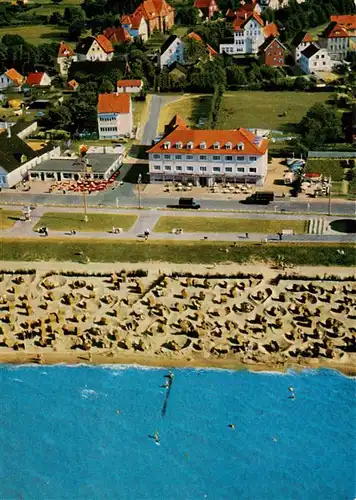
[{"x1": 137, "y1": 173, "x2": 142, "y2": 209}]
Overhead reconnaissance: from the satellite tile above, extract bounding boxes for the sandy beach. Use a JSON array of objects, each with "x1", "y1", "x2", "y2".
[{"x1": 0, "y1": 262, "x2": 355, "y2": 375}]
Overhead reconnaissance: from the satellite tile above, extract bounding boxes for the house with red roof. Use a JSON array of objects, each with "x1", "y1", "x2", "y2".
[
  {"x1": 291, "y1": 31, "x2": 313, "y2": 63},
  {"x1": 76, "y1": 35, "x2": 114, "y2": 62},
  {"x1": 226, "y1": 0, "x2": 261, "y2": 21},
  {"x1": 259, "y1": 36, "x2": 287, "y2": 66},
  {"x1": 67, "y1": 79, "x2": 79, "y2": 91},
  {"x1": 186, "y1": 32, "x2": 217, "y2": 59},
  {"x1": 330, "y1": 14, "x2": 356, "y2": 52},
  {"x1": 117, "y1": 79, "x2": 143, "y2": 93},
  {"x1": 147, "y1": 116, "x2": 268, "y2": 186},
  {"x1": 97, "y1": 93, "x2": 133, "y2": 139},
  {"x1": 24, "y1": 72, "x2": 51, "y2": 88},
  {"x1": 220, "y1": 12, "x2": 276, "y2": 55},
  {"x1": 57, "y1": 41, "x2": 76, "y2": 76},
  {"x1": 103, "y1": 26, "x2": 133, "y2": 44},
  {"x1": 194, "y1": 0, "x2": 220, "y2": 20},
  {"x1": 122, "y1": 0, "x2": 175, "y2": 40},
  {"x1": 0, "y1": 68, "x2": 24, "y2": 92},
  {"x1": 318, "y1": 21, "x2": 352, "y2": 60}
]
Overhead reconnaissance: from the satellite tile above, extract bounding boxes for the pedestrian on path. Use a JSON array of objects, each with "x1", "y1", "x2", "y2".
[
  {"x1": 245, "y1": 232, "x2": 249, "y2": 239},
  {"x1": 278, "y1": 232, "x2": 283, "y2": 241},
  {"x1": 144, "y1": 229, "x2": 150, "y2": 240}
]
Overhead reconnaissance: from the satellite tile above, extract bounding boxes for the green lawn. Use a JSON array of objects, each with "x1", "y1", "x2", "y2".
[
  {"x1": 0, "y1": 210, "x2": 22, "y2": 230},
  {"x1": 0, "y1": 25, "x2": 72, "y2": 46},
  {"x1": 216, "y1": 91, "x2": 331, "y2": 133},
  {"x1": 158, "y1": 94, "x2": 213, "y2": 133},
  {"x1": 0, "y1": 239, "x2": 355, "y2": 266},
  {"x1": 5, "y1": 0, "x2": 83, "y2": 15},
  {"x1": 154, "y1": 217, "x2": 307, "y2": 234},
  {"x1": 305, "y1": 158, "x2": 345, "y2": 182},
  {"x1": 34, "y1": 212, "x2": 138, "y2": 232}
]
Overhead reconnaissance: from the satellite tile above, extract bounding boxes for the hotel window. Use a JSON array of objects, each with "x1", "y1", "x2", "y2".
[
  {"x1": 212, "y1": 155, "x2": 220, "y2": 160},
  {"x1": 213, "y1": 167, "x2": 221, "y2": 172},
  {"x1": 186, "y1": 155, "x2": 193, "y2": 160},
  {"x1": 186, "y1": 166, "x2": 194, "y2": 171},
  {"x1": 236, "y1": 156, "x2": 245, "y2": 161},
  {"x1": 164, "y1": 165, "x2": 172, "y2": 171},
  {"x1": 176, "y1": 166, "x2": 182, "y2": 171},
  {"x1": 249, "y1": 156, "x2": 257, "y2": 162},
  {"x1": 199, "y1": 155, "x2": 207, "y2": 160},
  {"x1": 175, "y1": 155, "x2": 182, "y2": 160},
  {"x1": 164, "y1": 154, "x2": 171, "y2": 159},
  {"x1": 200, "y1": 166, "x2": 207, "y2": 172},
  {"x1": 225, "y1": 167, "x2": 233, "y2": 172},
  {"x1": 153, "y1": 154, "x2": 161, "y2": 159},
  {"x1": 249, "y1": 167, "x2": 257, "y2": 173},
  {"x1": 153, "y1": 165, "x2": 161, "y2": 170},
  {"x1": 237, "y1": 167, "x2": 245, "y2": 172},
  {"x1": 225, "y1": 156, "x2": 233, "y2": 161}
]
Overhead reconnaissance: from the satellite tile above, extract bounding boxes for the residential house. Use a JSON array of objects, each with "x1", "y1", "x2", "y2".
[
  {"x1": 226, "y1": 0, "x2": 261, "y2": 21},
  {"x1": 259, "y1": 36, "x2": 286, "y2": 66},
  {"x1": 24, "y1": 72, "x2": 52, "y2": 88},
  {"x1": 259, "y1": 0, "x2": 305, "y2": 9},
  {"x1": 117, "y1": 79, "x2": 143, "y2": 93},
  {"x1": 97, "y1": 93, "x2": 133, "y2": 140},
  {"x1": 57, "y1": 41, "x2": 76, "y2": 76},
  {"x1": 122, "y1": 0, "x2": 175, "y2": 39},
  {"x1": 147, "y1": 116, "x2": 269, "y2": 186},
  {"x1": 0, "y1": 68, "x2": 24, "y2": 92},
  {"x1": 67, "y1": 79, "x2": 79, "y2": 91},
  {"x1": 219, "y1": 13, "x2": 279, "y2": 55},
  {"x1": 0, "y1": 121, "x2": 59, "y2": 188},
  {"x1": 300, "y1": 43, "x2": 335, "y2": 74},
  {"x1": 186, "y1": 32, "x2": 217, "y2": 59},
  {"x1": 159, "y1": 34, "x2": 185, "y2": 68},
  {"x1": 76, "y1": 35, "x2": 114, "y2": 62},
  {"x1": 291, "y1": 31, "x2": 313, "y2": 63},
  {"x1": 103, "y1": 26, "x2": 133, "y2": 44},
  {"x1": 330, "y1": 14, "x2": 356, "y2": 50},
  {"x1": 121, "y1": 14, "x2": 149, "y2": 41},
  {"x1": 194, "y1": 0, "x2": 220, "y2": 20},
  {"x1": 29, "y1": 146, "x2": 124, "y2": 182},
  {"x1": 319, "y1": 21, "x2": 350, "y2": 60}
]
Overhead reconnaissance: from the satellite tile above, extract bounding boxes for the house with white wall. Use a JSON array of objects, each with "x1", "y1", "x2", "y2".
[
  {"x1": 158, "y1": 35, "x2": 185, "y2": 68},
  {"x1": 318, "y1": 21, "x2": 350, "y2": 60},
  {"x1": 121, "y1": 13, "x2": 149, "y2": 42},
  {"x1": 300, "y1": 43, "x2": 335, "y2": 74},
  {"x1": 0, "y1": 121, "x2": 59, "y2": 188},
  {"x1": 291, "y1": 31, "x2": 313, "y2": 63},
  {"x1": 194, "y1": 0, "x2": 220, "y2": 20},
  {"x1": 219, "y1": 12, "x2": 278, "y2": 55},
  {"x1": 57, "y1": 41, "x2": 76, "y2": 76},
  {"x1": 76, "y1": 35, "x2": 114, "y2": 62},
  {"x1": 97, "y1": 93, "x2": 133, "y2": 140},
  {"x1": 24, "y1": 72, "x2": 52, "y2": 87},
  {"x1": 147, "y1": 116, "x2": 268, "y2": 186},
  {"x1": 117, "y1": 79, "x2": 143, "y2": 93},
  {"x1": 0, "y1": 69, "x2": 24, "y2": 92}
]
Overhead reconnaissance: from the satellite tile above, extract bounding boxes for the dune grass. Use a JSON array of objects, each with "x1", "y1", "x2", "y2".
[
  {"x1": 34, "y1": 212, "x2": 137, "y2": 232},
  {"x1": 154, "y1": 217, "x2": 307, "y2": 234},
  {"x1": 0, "y1": 239, "x2": 355, "y2": 266},
  {"x1": 0, "y1": 210, "x2": 22, "y2": 230}
]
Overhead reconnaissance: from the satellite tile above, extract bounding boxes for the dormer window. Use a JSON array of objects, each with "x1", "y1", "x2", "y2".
[
  {"x1": 200, "y1": 141, "x2": 206, "y2": 149},
  {"x1": 164, "y1": 141, "x2": 171, "y2": 149},
  {"x1": 213, "y1": 141, "x2": 220, "y2": 150},
  {"x1": 187, "y1": 141, "x2": 194, "y2": 149},
  {"x1": 237, "y1": 142, "x2": 244, "y2": 151},
  {"x1": 176, "y1": 141, "x2": 183, "y2": 149},
  {"x1": 226, "y1": 142, "x2": 232, "y2": 150}
]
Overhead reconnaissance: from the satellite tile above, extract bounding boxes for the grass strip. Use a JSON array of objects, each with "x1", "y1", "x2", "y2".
[
  {"x1": 0, "y1": 210, "x2": 22, "y2": 230},
  {"x1": 0, "y1": 239, "x2": 355, "y2": 266},
  {"x1": 154, "y1": 217, "x2": 307, "y2": 234},
  {"x1": 34, "y1": 212, "x2": 137, "y2": 232}
]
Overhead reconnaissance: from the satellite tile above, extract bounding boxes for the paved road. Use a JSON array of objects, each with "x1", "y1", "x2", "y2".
[
  {"x1": 141, "y1": 95, "x2": 162, "y2": 146},
  {"x1": 2, "y1": 205, "x2": 355, "y2": 243}
]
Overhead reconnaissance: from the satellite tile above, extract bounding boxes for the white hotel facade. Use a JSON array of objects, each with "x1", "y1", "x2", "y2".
[{"x1": 147, "y1": 123, "x2": 268, "y2": 186}]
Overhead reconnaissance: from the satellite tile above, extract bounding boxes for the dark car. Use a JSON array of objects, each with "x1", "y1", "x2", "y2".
[
  {"x1": 242, "y1": 192, "x2": 274, "y2": 205},
  {"x1": 167, "y1": 197, "x2": 201, "y2": 209}
]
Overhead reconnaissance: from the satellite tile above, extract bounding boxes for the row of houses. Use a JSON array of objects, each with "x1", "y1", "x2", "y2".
[{"x1": 0, "y1": 70, "x2": 52, "y2": 92}]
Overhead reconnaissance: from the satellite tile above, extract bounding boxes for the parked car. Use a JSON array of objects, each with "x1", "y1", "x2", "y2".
[
  {"x1": 167, "y1": 197, "x2": 201, "y2": 209},
  {"x1": 242, "y1": 192, "x2": 274, "y2": 205}
]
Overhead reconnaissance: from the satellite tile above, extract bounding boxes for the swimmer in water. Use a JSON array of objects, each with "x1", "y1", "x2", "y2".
[
  {"x1": 116, "y1": 409, "x2": 120, "y2": 415},
  {"x1": 168, "y1": 371, "x2": 174, "y2": 381},
  {"x1": 154, "y1": 430, "x2": 160, "y2": 443},
  {"x1": 228, "y1": 424, "x2": 235, "y2": 430},
  {"x1": 288, "y1": 387, "x2": 294, "y2": 392},
  {"x1": 273, "y1": 437, "x2": 278, "y2": 442}
]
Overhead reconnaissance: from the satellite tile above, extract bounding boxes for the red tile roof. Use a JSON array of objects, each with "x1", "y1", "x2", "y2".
[
  {"x1": 58, "y1": 41, "x2": 75, "y2": 58},
  {"x1": 68, "y1": 79, "x2": 79, "y2": 89},
  {"x1": 117, "y1": 79, "x2": 143, "y2": 88},
  {"x1": 98, "y1": 93, "x2": 131, "y2": 114},
  {"x1": 263, "y1": 22, "x2": 279, "y2": 38},
  {"x1": 104, "y1": 27, "x2": 132, "y2": 43},
  {"x1": 5, "y1": 68, "x2": 23, "y2": 85},
  {"x1": 121, "y1": 14, "x2": 132, "y2": 24},
  {"x1": 25, "y1": 72, "x2": 46, "y2": 86},
  {"x1": 130, "y1": 0, "x2": 173, "y2": 22},
  {"x1": 330, "y1": 15, "x2": 356, "y2": 31},
  {"x1": 95, "y1": 34, "x2": 114, "y2": 53},
  {"x1": 233, "y1": 12, "x2": 264, "y2": 31},
  {"x1": 303, "y1": 33, "x2": 313, "y2": 43},
  {"x1": 206, "y1": 44, "x2": 217, "y2": 57},
  {"x1": 148, "y1": 126, "x2": 268, "y2": 155},
  {"x1": 322, "y1": 22, "x2": 350, "y2": 39},
  {"x1": 194, "y1": 0, "x2": 215, "y2": 8},
  {"x1": 187, "y1": 31, "x2": 203, "y2": 43}
]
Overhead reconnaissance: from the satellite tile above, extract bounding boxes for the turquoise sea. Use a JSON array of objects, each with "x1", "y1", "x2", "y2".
[{"x1": 0, "y1": 365, "x2": 355, "y2": 500}]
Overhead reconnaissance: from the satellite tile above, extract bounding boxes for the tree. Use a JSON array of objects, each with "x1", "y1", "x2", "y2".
[
  {"x1": 49, "y1": 11, "x2": 63, "y2": 24},
  {"x1": 99, "y1": 77, "x2": 114, "y2": 93},
  {"x1": 51, "y1": 0, "x2": 63, "y2": 5},
  {"x1": 184, "y1": 37, "x2": 208, "y2": 65},
  {"x1": 299, "y1": 103, "x2": 342, "y2": 148},
  {"x1": 68, "y1": 20, "x2": 86, "y2": 41},
  {"x1": 2, "y1": 34, "x2": 25, "y2": 46},
  {"x1": 64, "y1": 6, "x2": 85, "y2": 24}
]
